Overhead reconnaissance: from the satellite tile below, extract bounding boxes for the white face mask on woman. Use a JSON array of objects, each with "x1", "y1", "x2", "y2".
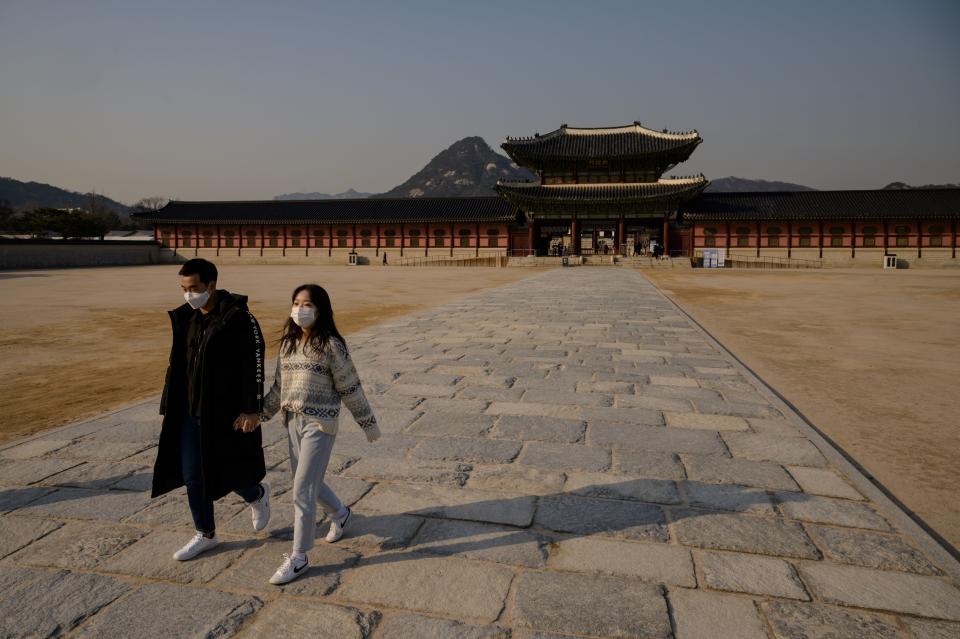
[{"x1": 290, "y1": 306, "x2": 316, "y2": 328}]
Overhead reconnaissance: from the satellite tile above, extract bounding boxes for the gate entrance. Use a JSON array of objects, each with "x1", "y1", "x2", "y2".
[{"x1": 526, "y1": 216, "x2": 671, "y2": 257}]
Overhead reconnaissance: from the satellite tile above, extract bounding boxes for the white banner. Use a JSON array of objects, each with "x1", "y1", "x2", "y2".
[{"x1": 703, "y1": 248, "x2": 726, "y2": 268}]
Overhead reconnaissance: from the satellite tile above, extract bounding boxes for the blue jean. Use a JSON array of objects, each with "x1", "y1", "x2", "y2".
[{"x1": 180, "y1": 415, "x2": 261, "y2": 535}]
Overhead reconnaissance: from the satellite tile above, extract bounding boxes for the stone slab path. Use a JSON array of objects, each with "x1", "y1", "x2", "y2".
[{"x1": 2, "y1": 268, "x2": 959, "y2": 638}]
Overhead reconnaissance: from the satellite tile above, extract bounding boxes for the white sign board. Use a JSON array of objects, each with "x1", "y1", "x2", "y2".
[{"x1": 702, "y1": 248, "x2": 726, "y2": 268}]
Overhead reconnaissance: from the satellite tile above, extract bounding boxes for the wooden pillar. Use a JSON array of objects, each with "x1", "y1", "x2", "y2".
[
  {"x1": 662, "y1": 214, "x2": 670, "y2": 257},
  {"x1": 883, "y1": 220, "x2": 889, "y2": 254},
  {"x1": 616, "y1": 215, "x2": 625, "y2": 254},
  {"x1": 755, "y1": 220, "x2": 761, "y2": 258},
  {"x1": 851, "y1": 220, "x2": 856, "y2": 259},
  {"x1": 173, "y1": 224, "x2": 179, "y2": 255},
  {"x1": 352, "y1": 223, "x2": 357, "y2": 255},
  {"x1": 952, "y1": 218, "x2": 957, "y2": 259},
  {"x1": 425, "y1": 223, "x2": 429, "y2": 257},
  {"x1": 376, "y1": 223, "x2": 380, "y2": 257},
  {"x1": 282, "y1": 225, "x2": 287, "y2": 257},
  {"x1": 475, "y1": 222, "x2": 480, "y2": 257},
  {"x1": 571, "y1": 215, "x2": 580, "y2": 256},
  {"x1": 216, "y1": 224, "x2": 221, "y2": 256},
  {"x1": 450, "y1": 222, "x2": 455, "y2": 257},
  {"x1": 528, "y1": 218, "x2": 536, "y2": 256},
  {"x1": 787, "y1": 221, "x2": 792, "y2": 259},
  {"x1": 918, "y1": 220, "x2": 923, "y2": 259},
  {"x1": 400, "y1": 223, "x2": 405, "y2": 257},
  {"x1": 260, "y1": 225, "x2": 265, "y2": 257},
  {"x1": 818, "y1": 220, "x2": 824, "y2": 259},
  {"x1": 237, "y1": 225, "x2": 242, "y2": 257},
  {"x1": 725, "y1": 221, "x2": 731, "y2": 253},
  {"x1": 194, "y1": 223, "x2": 199, "y2": 256}
]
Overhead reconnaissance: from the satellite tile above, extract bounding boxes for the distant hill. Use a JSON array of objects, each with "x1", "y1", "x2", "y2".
[
  {"x1": 882, "y1": 181, "x2": 960, "y2": 190},
  {"x1": 375, "y1": 136, "x2": 533, "y2": 198},
  {"x1": 705, "y1": 176, "x2": 816, "y2": 192},
  {"x1": 274, "y1": 188, "x2": 372, "y2": 200},
  {"x1": 0, "y1": 176, "x2": 130, "y2": 213}
]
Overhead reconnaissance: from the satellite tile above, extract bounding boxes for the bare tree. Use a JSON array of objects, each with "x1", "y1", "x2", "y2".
[
  {"x1": 85, "y1": 191, "x2": 120, "y2": 239},
  {"x1": 0, "y1": 200, "x2": 13, "y2": 230},
  {"x1": 132, "y1": 196, "x2": 169, "y2": 213}
]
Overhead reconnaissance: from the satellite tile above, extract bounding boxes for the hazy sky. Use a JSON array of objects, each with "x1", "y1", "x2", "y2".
[{"x1": 1, "y1": 1, "x2": 958, "y2": 203}]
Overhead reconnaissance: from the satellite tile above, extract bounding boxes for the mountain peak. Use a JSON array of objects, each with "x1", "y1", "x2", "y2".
[
  {"x1": 705, "y1": 176, "x2": 816, "y2": 192},
  {"x1": 273, "y1": 188, "x2": 372, "y2": 200},
  {"x1": 375, "y1": 137, "x2": 533, "y2": 198},
  {"x1": 882, "y1": 181, "x2": 959, "y2": 190},
  {"x1": 0, "y1": 176, "x2": 130, "y2": 214}
]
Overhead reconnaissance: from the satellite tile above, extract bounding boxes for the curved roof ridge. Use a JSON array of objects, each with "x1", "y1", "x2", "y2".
[
  {"x1": 505, "y1": 122, "x2": 699, "y2": 143},
  {"x1": 495, "y1": 175, "x2": 707, "y2": 189},
  {"x1": 566, "y1": 123, "x2": 699, "y2": 140},
  {"x1": 659, "y1": 174, "x2": 707, "y2": 183}
]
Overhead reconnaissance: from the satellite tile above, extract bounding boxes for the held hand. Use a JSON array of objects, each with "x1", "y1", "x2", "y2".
[{"x1": 233, "y1": 413, "x2": 260, "y2": 433}]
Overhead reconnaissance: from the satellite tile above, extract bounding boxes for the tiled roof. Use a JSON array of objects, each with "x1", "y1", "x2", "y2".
[
  {"x1": 680, "y1": 189, "x2": 960, "y2": 221},
  {"x1": 131, "y1": 196, "x2": 516, "y2": 225},
  {"x1": 502, "y1": 123, "x2": 702, "y2": 167},
  {"x1": 495, "y1": 176, "x2": 708, "y2": 205}
]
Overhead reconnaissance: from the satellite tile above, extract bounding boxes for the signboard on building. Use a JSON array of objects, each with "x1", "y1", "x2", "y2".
[{"x1": 702, "y1": 248, "x2": 726, "y2": 268}]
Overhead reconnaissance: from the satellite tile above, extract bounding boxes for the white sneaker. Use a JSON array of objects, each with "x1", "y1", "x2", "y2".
[
  {"x1": 251, "y1": 481, "x2": 270, "y2": 532},
  {"x1": 325, "y1": 507, "x2": 351, "y2": 543},
  {"x1": 269, "y1": 553, "x2": 309, "y2": 585},
  {"x1": 173, "y1": 532, "x2": 218, "y2": 561}
]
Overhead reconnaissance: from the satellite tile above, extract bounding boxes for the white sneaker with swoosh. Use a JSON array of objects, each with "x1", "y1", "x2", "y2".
[
  {"x1": 269, "y1": 553, "x2": 309, "y2": 585},
  {"x1": 326, "y1": 507, "x2": 351, "y2": 543}
]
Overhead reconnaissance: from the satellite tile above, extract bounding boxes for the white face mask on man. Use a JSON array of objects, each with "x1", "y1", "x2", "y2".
[
  {"x1": 290, "y1": 306, "x2": 316, "y2": 328},
  {"x1": 184, "y1": 289, "x2": 211, "y2": 310}
]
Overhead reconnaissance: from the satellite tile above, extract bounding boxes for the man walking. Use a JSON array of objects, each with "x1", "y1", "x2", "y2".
[{"x1": 152, "y1": 258, "x2": 271, "y2": 561}]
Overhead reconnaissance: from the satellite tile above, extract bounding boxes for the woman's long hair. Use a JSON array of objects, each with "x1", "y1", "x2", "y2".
[{"x1": 278, "y1": 284, "x2": 345, "y2": 356}]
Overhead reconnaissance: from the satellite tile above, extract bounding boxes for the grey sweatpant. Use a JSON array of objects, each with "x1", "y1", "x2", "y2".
[{"x1": 286, "y1": 412, "x2": 344, "y2": 553}]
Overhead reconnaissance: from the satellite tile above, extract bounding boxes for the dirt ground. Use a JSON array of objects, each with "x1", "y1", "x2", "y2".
[
  {"x1": 644, "y1": 268, "x2": 960, "y2": 549},
  {"x1": 0, "y1": 265, "x2": 544, "y2": 443}
]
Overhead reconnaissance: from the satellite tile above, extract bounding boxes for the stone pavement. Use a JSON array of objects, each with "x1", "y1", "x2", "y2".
[{"x1": 1, "y1": 268, "x2": 959, "y2": 638}]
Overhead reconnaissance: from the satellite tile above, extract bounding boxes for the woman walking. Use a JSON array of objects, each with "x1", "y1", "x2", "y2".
[{"x1": 260, "y1": 284, "x2": 380, "y2": 585}]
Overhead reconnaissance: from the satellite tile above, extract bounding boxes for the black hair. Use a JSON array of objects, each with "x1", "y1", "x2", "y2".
[
  {"x1": 278, "y1": 284, "x2": 345, "y2": 356},
  {"x1": 178, "y1": 258, "x2": 218, "y2": 284}
]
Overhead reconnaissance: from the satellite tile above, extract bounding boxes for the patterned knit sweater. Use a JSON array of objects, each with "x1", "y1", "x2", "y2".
[{"x1": 261, "y1": 337, "x2": 380, "y2": 442}]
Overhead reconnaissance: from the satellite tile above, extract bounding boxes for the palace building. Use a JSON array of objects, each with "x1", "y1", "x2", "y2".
[
  {"x1": 133, "y1": 196, "x2": 515, "y2": 263},
  {"x1": 132, "y1": 121, "x2": 960, "y2": 266},
  {"x1": 496, "y1": 122, "x2": 706, "y2": 256},
  {"x1": 680, "y1": 189, "x2": 960, "y2": 265}
]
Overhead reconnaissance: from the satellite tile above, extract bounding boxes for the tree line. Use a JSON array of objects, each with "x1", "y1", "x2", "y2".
[{"x1": 0, "y1": 195, "x2": 167, "y2": 240}]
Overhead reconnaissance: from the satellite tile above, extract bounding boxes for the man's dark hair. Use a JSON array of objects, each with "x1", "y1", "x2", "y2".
[{"x1": 178, "y1": 258, "x2": 218, "y2": 284}]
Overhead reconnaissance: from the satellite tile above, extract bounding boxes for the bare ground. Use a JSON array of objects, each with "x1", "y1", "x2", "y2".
[
  {"x1": 0, "y1": 265, "x2": 544, "y2": 443},
  {"x1": 644, "y1": 268, "x2": 960, "y2": 549}
]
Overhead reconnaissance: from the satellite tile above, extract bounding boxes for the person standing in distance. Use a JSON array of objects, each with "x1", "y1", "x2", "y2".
[{"x1": 152, "y1": 258, "x2": 271, "y2": 561}]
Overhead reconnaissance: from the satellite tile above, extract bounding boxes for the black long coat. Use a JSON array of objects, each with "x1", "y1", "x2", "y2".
[{"x1": 151, "y1": 290, "x2": 267, "y2": 501}]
